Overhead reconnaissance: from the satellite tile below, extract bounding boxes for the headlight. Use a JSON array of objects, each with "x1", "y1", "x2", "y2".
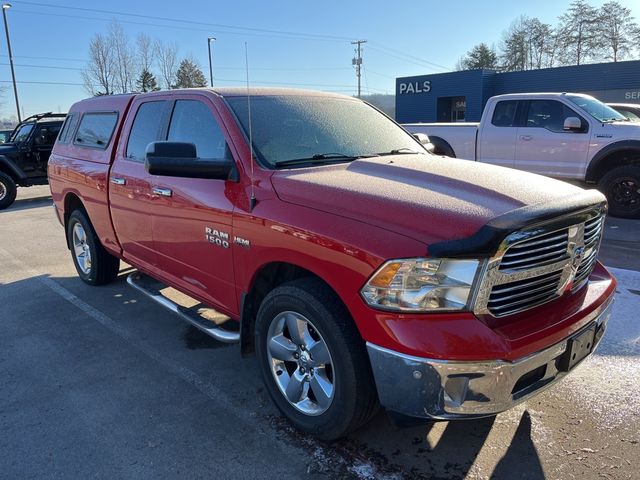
[{"x1": 360, "y1": 258, "x2": 481, "y2": 312}]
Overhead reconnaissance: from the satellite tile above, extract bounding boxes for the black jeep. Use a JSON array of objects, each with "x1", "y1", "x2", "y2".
[{"x1": 0, "y1": 112, "x2": 66, "y2": 209}]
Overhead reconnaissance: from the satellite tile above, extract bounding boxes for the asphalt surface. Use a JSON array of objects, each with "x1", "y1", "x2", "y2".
[{"x1": 1, "y1": 186, "x2": 639, "y2": 480}]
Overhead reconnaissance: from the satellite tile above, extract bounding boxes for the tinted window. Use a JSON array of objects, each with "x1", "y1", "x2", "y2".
[
  {"x1": 58, "y1": 114, "x2": 78, "y2": 144},
  {"x1": 127, "y1": 101, "x2": 167, "y2": 161},
  {"x1": 11, "y1": 123, "x2": 34, "y2": 143},
  {"x1": 491, "y1": 101, "x2": 518, "y2": 127},
  {"x1": 525, "y1": 100, "x2": 583, "y2": 132},
  {"x1": 34, "y1": 124, "x2": 62, "y2": 146},
  {"x1": 167, "y1": 100, "x2": 228, "y2": 159},
  {"x1": 75, "y1": 112, "x2": 118, "y2": 149}
]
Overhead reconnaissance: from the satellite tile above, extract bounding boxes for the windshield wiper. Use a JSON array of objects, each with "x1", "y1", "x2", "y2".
[
  {"x1": 377, "y1": 148, "x2": 425, "y2": 156},
  {"x1": 274, "y1": 152, "x2": 377, "y2": 167}
]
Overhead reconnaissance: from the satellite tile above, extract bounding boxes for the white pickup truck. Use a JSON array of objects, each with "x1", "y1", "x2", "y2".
[{"x1": 404, "y1": 93, "x2": 640, "y2": 218}]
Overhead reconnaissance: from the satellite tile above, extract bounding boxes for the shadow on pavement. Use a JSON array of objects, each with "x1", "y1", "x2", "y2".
[
  {"x1": 1, "y1": 195, "x2": 52, "y2": 213},
  {"x1": 339, "y1": 407, "x2": 545, "y2": 478}
]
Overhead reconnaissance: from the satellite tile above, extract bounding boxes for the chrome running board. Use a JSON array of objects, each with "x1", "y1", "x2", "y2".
[{"x1": 126, "y1": 271, "x2": 240, "y2": 344}]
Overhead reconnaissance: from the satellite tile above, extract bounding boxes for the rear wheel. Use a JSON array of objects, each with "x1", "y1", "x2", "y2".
[
  {"x1": 0, "y1": 172, "x2": 17, "y2": 210},
  {"x1": 255, "y1": 278, "x2": 379, "y2": 440},
  {"x1": 598, "y1": 165, "x2": 640, "y2": 218},
  {"x1": 67, "y1": 210, "x2": 120, "y2": 285}
]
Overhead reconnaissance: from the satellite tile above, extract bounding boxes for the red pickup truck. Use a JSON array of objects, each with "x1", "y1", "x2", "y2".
[{"x1": 49, "y1": 88, "x2": 616, "y2": 440}]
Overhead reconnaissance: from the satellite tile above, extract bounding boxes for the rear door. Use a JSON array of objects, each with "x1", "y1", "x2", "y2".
[
  {"x1": 477, "y1": 100, "x2": 520, "y2": 168},
  {"x1": 514, "y1": 99, "x2": 590, "y2": 178},
  {"x1": 32, "y1": 122, "x2": 62, "y2": 175},
  {"x1": 148, "y1": 95, "x2": 240, "y2": 314},
  {"x1": 109, "y1": 99, "x2": 170, "y2": 271}
]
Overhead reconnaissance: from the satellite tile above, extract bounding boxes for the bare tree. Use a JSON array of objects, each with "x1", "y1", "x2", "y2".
[
  {"x1": 525, "y1": 18, "x2": 555, "y2": 70},
  {"x1": 598, "y1": 1, "x2": 637, "y2": 62},
  {"x1": 557, "y1": 0, "x2": 599, "y2": 65},
  {"x1": 136, "y1": 33, "x2": 155, "y2": 75},
  {"x1": 109, "y1": 22, "x2": 136, "y2": 93},
  {"x1": 156, "y1": 40, "x2": 179, "y2": 89},
  {"x1": 81, "y1": 33, "x2": 115, "y2": 96},
  {"x1": 500, "y1": 17, "x2": 529, "y2": 71}
]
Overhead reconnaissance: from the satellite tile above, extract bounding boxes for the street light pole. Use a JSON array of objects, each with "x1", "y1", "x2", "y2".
[
  {"x1": 2, "y1": 3, "x2": 20, "y2": 122},
  {"x1": 207, "y1": 37, "x2": 216, "y2": 87}
]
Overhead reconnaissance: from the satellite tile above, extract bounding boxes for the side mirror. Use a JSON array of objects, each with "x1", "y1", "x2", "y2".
[
  {"x1": 412, "y1": 132, "x2": 435, "y2": 153},
  {"x1": 144, "y1": 141, "x2": 238, "y2": 181},
  {"x1": 563, "y1": 117, "x2": 583, "y2": 132}
]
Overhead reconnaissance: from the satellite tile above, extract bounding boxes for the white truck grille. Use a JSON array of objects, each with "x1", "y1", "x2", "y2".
[{"x1": 475, "y1": 211, "x2": 605, "y2": 318}]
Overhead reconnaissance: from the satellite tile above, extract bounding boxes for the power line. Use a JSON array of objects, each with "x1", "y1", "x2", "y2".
[
  {"x1": 0, "y1": 54, "x2": 86, "y2": 63},
  {"x1": 15, "y1": 1, "x2": 353, "y2": 42},
  {"x1": 0, "y1": 62, "x2": 83, "y2": 71},
  {"x1": 367, "y1": 43, "x2": 451, "y2": 71},
  {"x1": 0, "y1": 61, "x2": 351, "y2": 73}
]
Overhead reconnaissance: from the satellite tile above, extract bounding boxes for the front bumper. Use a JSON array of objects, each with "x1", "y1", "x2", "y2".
[{"x1": 367, "y1": 297, "x2": 613, "y2": 419}]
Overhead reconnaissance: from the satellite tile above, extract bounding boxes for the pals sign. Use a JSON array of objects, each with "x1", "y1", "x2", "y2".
[{"x1": 398, "y1": 81, "x2": 431, "y2": 95}]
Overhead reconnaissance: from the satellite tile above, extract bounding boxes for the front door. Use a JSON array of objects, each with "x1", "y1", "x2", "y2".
[
  {"x1": 515, "y1": 100, "x2": 590, "y2": 178},
  {"x1": 148, "y1": 95, "x2": 240, "y2": 314}
]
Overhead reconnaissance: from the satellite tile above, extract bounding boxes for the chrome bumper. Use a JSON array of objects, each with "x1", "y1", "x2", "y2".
[{"x1": 367, "y1": 299, "x2": 613, "y2": 419}]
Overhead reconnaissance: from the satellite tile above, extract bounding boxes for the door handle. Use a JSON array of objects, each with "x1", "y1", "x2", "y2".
[
  {"x1": 110, "y1": 177, "x2": 126, "y2": 185},
  {"x1": 152, "y1": 187, "x2": 173, "y2": 197},
  {"x1": 520, "y1": 135, "x2": 533, "y2": 141}
]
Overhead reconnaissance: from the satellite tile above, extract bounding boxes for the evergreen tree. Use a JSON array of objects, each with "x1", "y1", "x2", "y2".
[
  {"x1": 173, "y1": 59, "x2": 207, "y2": 88},
  {"x1": 457, "y1": 43, "x2": 498, "y2": 70},
  {"x1": 135, "y1": 69, "x2": 159, "y2": 93}
]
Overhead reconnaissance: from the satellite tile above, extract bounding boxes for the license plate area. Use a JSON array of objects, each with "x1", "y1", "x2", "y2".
[{"x1": 557, "y1": 326, "x2": 597, "y2": 372}]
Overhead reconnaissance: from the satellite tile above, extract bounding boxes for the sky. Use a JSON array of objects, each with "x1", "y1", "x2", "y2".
[{"x1": 0, "y1": 0, "x2": 639, "y2": 119}]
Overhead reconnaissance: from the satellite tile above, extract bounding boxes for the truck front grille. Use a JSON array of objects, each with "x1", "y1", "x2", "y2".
[{"x1": 475, "y1": 210, "x2": 605, "y2": 318}]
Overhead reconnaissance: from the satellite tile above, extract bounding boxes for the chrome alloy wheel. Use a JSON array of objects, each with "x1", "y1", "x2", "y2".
[
  {"x1": 72, "y1": 223, "x2": 92, "y2": 275},
  {"x1": 267, "y1": 311, "x2": 335, "y2": 416},
  {"x1": 0, "y1": 181, "x2": 6, "y2": 201}
]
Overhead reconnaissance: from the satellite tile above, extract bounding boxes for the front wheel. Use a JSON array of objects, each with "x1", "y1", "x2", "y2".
[
  {"x1": 255, "y1": 278, "x2": 379, "y2": 440},
  {"x1": 0, "y1": 171, "x2": 17, "y2": 210},
  {"x1": 598, "y1": 165, "x2": 640, "y2": 218},
  {"x1": 67, "y1": 210, "x2": 120, "y2": 285}
]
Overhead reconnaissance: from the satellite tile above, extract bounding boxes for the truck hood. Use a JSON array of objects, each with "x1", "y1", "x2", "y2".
[
  {"x1": 601, "y1": 122, "x2": 640, "y2": 139},
  {"x1": 270, "y1": 155, "x2": 593, "y2": 248}
]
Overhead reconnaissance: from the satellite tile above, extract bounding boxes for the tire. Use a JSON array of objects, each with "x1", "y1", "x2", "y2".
[
  {"x1": 0, "y1": 171, "x2": 17, "y2": 210},
  {"x1": 255, "y1": 278, "x2": 379, "y2": 440},
  {"x1": 67, "y1": 210, "x2": 120, "y2": 285},
  {"x1": 597, "y1": 164, "x2": 640, "y2": 219}
]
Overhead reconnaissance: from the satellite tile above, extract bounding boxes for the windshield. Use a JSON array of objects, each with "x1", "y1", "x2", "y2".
[
  {"x1": 226, "y1": 95, "x2": 427, "y2": 167},
  {"x1": 566, "y1": 95, "x2": 627, "y2": 123},
  {"x1": 9, "y1": 123, "x2": 34, "y2": 143}
]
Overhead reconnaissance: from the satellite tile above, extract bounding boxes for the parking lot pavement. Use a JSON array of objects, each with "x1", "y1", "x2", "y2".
[{"x1": 1, "y1": 186, "x2": 639, "y2": 479}]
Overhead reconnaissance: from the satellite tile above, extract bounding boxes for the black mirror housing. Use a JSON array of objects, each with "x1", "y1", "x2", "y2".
[{"x1": 145, "y1": 141, "x2": 237, "y2": 181}]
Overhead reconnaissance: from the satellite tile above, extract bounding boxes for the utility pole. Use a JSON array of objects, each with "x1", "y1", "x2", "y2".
[
  {"x1": 351, "y1": 39, "x2": 366, "y2": 98},
  {"x1": 207, "y1": 37, "x2": 216, "y2": 87},
  {"x1": 2, "y1": 3, "x2": 20, "y2": 122}
]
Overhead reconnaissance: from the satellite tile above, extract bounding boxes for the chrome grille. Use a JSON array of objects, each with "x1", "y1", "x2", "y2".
[
  {"x1": 475, "y1": 209, "x2": 605, "y2": 318},
  {"x1": 572, "y1": 216, "x2": 604, "y2": 290},
  {"x1": 499, "y1": 230, "x2": 569, "y2": 271},
  {"x1": 488, "y1": 270, "x2": 563, "y2": 315}
]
